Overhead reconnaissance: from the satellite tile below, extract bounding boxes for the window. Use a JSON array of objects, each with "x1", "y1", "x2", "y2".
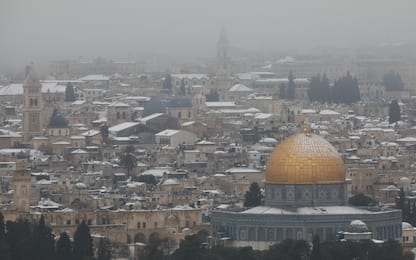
[
  {"x1": 142, "y1": 222, "x2": 146, "y2": 229},
  {"x1": 117, "y1": 112, "x2": 120, "y2": 119},
  {"x1": 122, "y1": 112, "x2": 126, "y2": 119},
  {"x1": 66, "y1": 220, "x2": 71, "y2": 225},
  {"x1": 188, "y1": 112, "x2": 191, "y2": 118},
  {"x1": 87, "y1": 219, "x2": 92, "y2": 225},
  {"x1": 75, "y1": 219, "x2": 80, "y2": 225},
  {"x1": 178, "y1": 112, "x2": 182, "y2": 119},
  {"x1": 137, "y1": 222, "x2": 141, "y2": 229},
  {"x1": 154, "y1": 222, "x2": 158, "y2": 228}
]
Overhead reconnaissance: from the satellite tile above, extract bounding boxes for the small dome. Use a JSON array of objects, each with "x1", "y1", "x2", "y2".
[
  {"x1": 348, "y1": 220, "x2": 368, "y2": 233},
  {"x1": 166, "y1": 214, "x2": 179, "y2": 226},
  {"x1": 162, "y1": 179, "x2": 179, "y2": 185},
  {"x1": 402, "y1": 222, "x2": 413, "y2": 229},
  {"x1": 400, "y1": 177, "x2": 411, "y2": 185}
]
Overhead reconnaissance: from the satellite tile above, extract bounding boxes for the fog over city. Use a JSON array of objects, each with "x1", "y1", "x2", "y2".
[{"x1": 1, "y1": 0, "x2": 416, "y2": 73}]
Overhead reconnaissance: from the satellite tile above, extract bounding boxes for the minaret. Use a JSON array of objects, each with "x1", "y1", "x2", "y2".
[
  {"x1": 23, "y1": 65, "x2": 44, "y2": 142},
  {"x1": 13, "y1": 156, "x2": 31, "y2": 214},
  {"x1": 216, "y1": 27, "x2": 230, "y2": 91}
]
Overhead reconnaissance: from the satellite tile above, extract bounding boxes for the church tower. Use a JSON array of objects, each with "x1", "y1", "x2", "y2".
[
  {"x1": 13, "y1": 156, "x2": 31, "y2": 214},
  {"x1": 216, "y1": 27, "x2": 231, "y2": 91},
  {"x1": 23, "y1": 65, "x2": 44, "y2": 142}
]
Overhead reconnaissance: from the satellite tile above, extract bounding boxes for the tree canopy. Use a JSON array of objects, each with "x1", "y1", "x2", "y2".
[
  {"x1": 73, "y1": 220, "x2": 93, "y2": 260},
  {"x1": 389, "y1": 100, "x2": 401, "y2": 124},
  {"x1": 348, "y1": 193, "x2": 376, "y2": 206},
  {"x1": 119, "y1": 145, "x2": 137, "y2": 177},
  {"x1": 65, "y1": 82, "x2": 76, "y2": 102},
  {"x1": 56, "y1": 232, "x2": 72, "y2": 260},
  {"x1": 307, "y1": 72, "x2": 360, "y2": 104},
  {"x1": 286, "y1": 72, "x2": 296, "y2": 99},
  {"x1": 383, "y1": 71, "x2": 404, "y2": 91},
  {"x1": 244, "y1": 182, "x2": 263, "y2": 207}
]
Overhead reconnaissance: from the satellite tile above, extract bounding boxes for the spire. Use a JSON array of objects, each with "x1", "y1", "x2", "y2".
[
  {"x1": 218, "y1": 25, "x2": 228, "y2": 45},
  {"x1": 23, "y1": 63, "x2": 41, "y2": 89}
]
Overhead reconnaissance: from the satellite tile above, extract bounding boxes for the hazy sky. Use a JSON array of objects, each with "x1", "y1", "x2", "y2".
[{"x1": 1, "y1": 0, "x2": 415, "y2": 73}]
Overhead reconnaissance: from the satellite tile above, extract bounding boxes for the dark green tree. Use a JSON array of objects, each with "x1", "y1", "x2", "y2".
[
  {"x1": 331, "y1": 72, "x2": 360, "y2": 104},
  {"x1": 171, "y1": 234, "x2": 207, "y2": 260},
  {"x1": 264, "y1": 239, "x2": 310, "y2": 260},
  {"x1": 119, "y1": 145, "x2": 137, "y2": 178},
  {"x1": 73, "y1": 220, "x2": 93, "y2": 260},
  {"x1": 0, "y1": 213, "x2": 11, "y2": 260},
  {"x1": 307, "y1": 74, "x2": 321, "y2": 102},
  {"x1": 6, "y1": 219, "x2": 33, "y2": 260},
  {"x1": 389, "y1": 100, "x2": 401, "y2": 124},
  {"x1": 65, "y1": 82, "x2": 76, "y2": 102},
  {"x1": 320, "y1": 73, "x2": 331, "y2": 103},
  {"x1": 383, "y1": 71, "x2": 404, "y2": 91},
  {"x1": 348, "y1": 193, "x2": 376, "y2": 206},
  {"x1": 135, "y1": 174, "x2": 158, "y2": 185},
  {"x1": 56, "y1": 232, "x2": 72, "y2": 260},
  {"x1": 286, "y1": 72, "x2": 296, "y2": 99},
  {"x1": 33, "y1": 215, "x2": 55, "y2": 260},
  {"x1": 243, "y1": 182, "x2": 263, "y2": 207}
]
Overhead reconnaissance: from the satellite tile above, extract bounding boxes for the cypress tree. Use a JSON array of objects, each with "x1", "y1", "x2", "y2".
[
  {"x1": 389, "y1": 100, "x2": 401, "y2": 124},
  {"x1": 65, "y1": 82, "x2": 76, "y2": 102},
  {"x1": 0, "y1": 213, "x2": 11, "y2": 260},
  {"x1": 286, "y1": 72, "x2": 296, "y2": 99},
  {"x1": 33, "y1": 215, "x2": 55, "y2": 260},
  {"x1": 73, "y1": 220, "x2": 93, "y2": 260},
  {"x1": 243, "y1": 182, "x2": 263, "y2": 207},
  {"x1": 320, "y1": 73, "x2": 330, "y2": 103},
  {"x1": 56, "y1": 232, "x2": 72, "y2": 260}
]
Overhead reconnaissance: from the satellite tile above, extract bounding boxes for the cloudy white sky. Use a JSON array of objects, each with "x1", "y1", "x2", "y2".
[{"x1": 1, "y1": 0, "x2": 415, "y2": 73}]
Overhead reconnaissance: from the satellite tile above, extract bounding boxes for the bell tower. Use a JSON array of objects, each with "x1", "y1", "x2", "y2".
[
  {"x1": 216, "y1": 27, "x2": 230, "y2": 91},
  {"x1": 23, "y1": 65, "x2": 44, "y2": 142}
]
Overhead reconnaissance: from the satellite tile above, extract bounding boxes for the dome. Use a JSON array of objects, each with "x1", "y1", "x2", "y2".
[
  {"x1": 265, "y1": 133, "x2": 345, "y2": 184},
  {"x1": 402, "y1": 222, "x2": 413, "y2": 229},
  {"x1": 348, "y1": 220, "x2": 368, "y2": 233}
]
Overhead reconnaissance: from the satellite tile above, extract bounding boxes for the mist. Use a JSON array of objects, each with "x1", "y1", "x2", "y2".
[{"x1": 1, "y1": 0, "x2": 416, "y2": 74}]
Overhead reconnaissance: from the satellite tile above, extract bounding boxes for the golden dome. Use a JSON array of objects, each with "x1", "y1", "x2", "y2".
[{"x1": 265, "y1": 133, "x2": 345, "y2": 184}]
